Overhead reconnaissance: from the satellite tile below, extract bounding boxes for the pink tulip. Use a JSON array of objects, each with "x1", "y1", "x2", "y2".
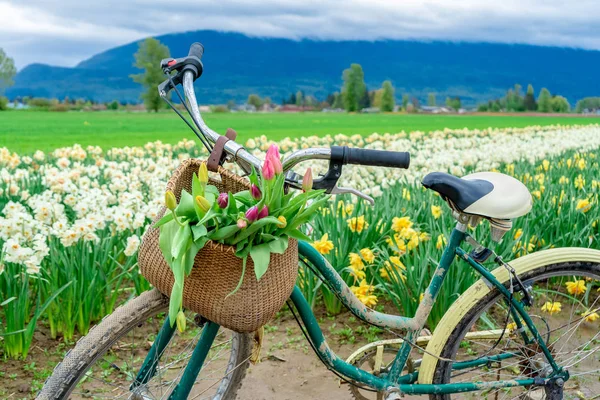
[
  {"x1": 257, "y1": 206, "x2": 269, "y2": 220},
  {"x1": 217, "y1": 193, "x2": 228, "y2": 209},
  {"x1": 262, "y1": 158, "x2": 275, "y2": 180},
  {"x1": 251, "y1": 184, "x2": 262, "y2": 200},
  {"x1": 245, "y1": 206, "x2": 259, "y2": 222},
  {"x1": 266, "y1": 144, "x2": 283, "y2": 174},
  {"x1": 302, "y1": 168, "x2": 313, "y2": 192},
  {"x1": 237, "y1": 219, "x2": 247, "y2": 229}
]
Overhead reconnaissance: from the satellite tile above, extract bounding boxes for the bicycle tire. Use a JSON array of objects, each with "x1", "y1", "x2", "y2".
[
  {"x1": 430, "y1": 261, "x2": 600, "y2": 399},
  {"x1": 37, "y1": 288, "x2": 252, "y2": 400}
]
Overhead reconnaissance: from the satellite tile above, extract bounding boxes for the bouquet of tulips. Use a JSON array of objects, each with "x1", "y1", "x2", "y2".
[{"x1": 155, "y1": 144, "x2": 328, "y2": 329}]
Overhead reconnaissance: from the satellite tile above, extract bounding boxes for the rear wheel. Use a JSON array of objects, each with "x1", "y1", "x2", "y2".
[
  {"x1": 38, "y1": 289, "x2": 253, "y2": 399},
  {"x1": 431, "y1": 262, "x2": 600, "y2": 399}
]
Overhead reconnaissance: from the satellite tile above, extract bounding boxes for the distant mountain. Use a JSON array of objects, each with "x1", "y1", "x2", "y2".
[{"x1": 8, "y1": 30, "x2": 600, "y2": 105}]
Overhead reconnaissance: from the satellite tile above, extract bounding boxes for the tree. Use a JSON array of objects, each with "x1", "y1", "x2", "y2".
[
  {"x1": 524, "y1": 84, "x2": 537, "y2": 111},
  {"x1": 537, "y1": 88, "x2": 552, "y2": 113},
  {"x1": 131, "y1": 38, "x2": 170, "y2": 112},
  {"x1": 332, "y1": 92, "x2": 344, "y2": 109},
  {"x1": 402, "y1": 94, "x2": 409, "y2": 109},
  {"x1": 551, "y1": 96, "x2": 570, "y2": 113},
  {"x1": 247, "y1": 94, "x2": 263, "y2": 109},
  {"x1": 381, "y1": 81, "x2": 395, "y2": 112},
  {"x1": 575, "y1": 97, "x2": 600, "y2": 113},
  {"x1": 358, "y1": 86, "x2": 370, "y2": 110},
  {"x1": 0, "y1": 48, "x2": 16, "y2": 94},
  {"x1": 427, "y1": 93, "x2": 436, "y2": 107},
  {"x1": 295, "y1": 90, "x2": 304, "y2": 106},
  {"x1": 342, "y1": 63, "x2": 367, "y2": 112},
  {"x1": 445, "y1": 97, "x2": 461, "y2": 111}
]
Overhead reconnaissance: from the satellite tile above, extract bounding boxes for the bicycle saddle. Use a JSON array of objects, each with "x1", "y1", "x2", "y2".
[{"x1": 422, "y1": 171, "x2": 532, "y2": 219}]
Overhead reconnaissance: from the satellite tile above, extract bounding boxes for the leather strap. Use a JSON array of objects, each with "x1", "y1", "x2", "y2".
[{"x1": 207, "y1": 128, "x2": 237, "y2": 172}]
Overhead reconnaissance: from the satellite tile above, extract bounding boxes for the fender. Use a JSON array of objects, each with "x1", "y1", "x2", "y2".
[{"x1": 418, "y1": 247, "x2": 600, "y2": 384}]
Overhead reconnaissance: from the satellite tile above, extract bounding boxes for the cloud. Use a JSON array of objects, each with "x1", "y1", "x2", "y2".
[{"x1": 2, "y1": 0, "x2": 600, "y2": 68}]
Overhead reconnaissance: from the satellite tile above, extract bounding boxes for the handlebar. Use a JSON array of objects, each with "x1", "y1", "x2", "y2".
[
  {"x1": 342, "y1": 147, "x2": 410, "y2": 168},
  {"x1": 188, "y1": 42, "x2": 204, "y2": 59}
]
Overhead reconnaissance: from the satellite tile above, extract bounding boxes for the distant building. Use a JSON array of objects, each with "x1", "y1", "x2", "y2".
[
  {"x1": 361, "y1": 107, "x2": 380, "y2": 113},
  {"x1": 321, "y1": 108, "x2": 345, "y2": 113},
  {"x1": 232, "y1": 104, "x2": 257, "y2": 113}
]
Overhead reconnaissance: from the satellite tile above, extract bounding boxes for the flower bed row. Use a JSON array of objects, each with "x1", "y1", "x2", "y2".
[{"x1": 0, "y1": 124, "x2": 599, "y2": 359}]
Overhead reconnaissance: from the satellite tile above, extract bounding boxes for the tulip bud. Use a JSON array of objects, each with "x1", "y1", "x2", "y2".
[
  {"x1": 198, "y1": 162, "x2": 208, "y2": 184},
  {"x1": 258, "y1": 206, "x2": 269, "y2": 220},
  {"x1": 277, "y1": 215, "x2": 287, "y2": 228},
  {"x1": 261, "y1": 159, "x2": 275, "y2": 180},
  {"x1": 237, "y1": 219, "x2": 247, "y2": 229},
  {"x1": 217, "y1": 192, "x2": 229, "y2": 209},
  {"x1": 266, "y1": 144, "x2": 282, "y2": 174},
  {"x1": 245, "y1": 206, "x2": 259, "y2": 222},
  {"x1": 165, "y1": 191, "x2": 177, "y2": 211},
  {"x1": 302, "y1": 168, "x2": 313, "y2": 192},
  {"x1": 176, "y1": 310, "x2": 186, "y2": 333},
  {"x1": 195, "y1": 195, "x2": 211, "y2": 212},
  {"x1": 251, "y1": 184, "x2": 262, "y2": 200}
]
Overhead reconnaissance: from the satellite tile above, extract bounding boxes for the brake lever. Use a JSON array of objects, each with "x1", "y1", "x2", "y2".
[{"x1": 330, "y1": 185, "x2": 375, "y2": 206}]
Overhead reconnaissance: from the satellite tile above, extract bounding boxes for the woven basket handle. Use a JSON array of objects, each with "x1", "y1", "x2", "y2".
[{"x1": 207, "y1": 128, "x2": 237, "y2": 172}]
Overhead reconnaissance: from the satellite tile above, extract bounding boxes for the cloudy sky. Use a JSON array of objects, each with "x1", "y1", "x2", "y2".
[{"x1": 2, "y1": 0, "x2": 600, "y2": 69}]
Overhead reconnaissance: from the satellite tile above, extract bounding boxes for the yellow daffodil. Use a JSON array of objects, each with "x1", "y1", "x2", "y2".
[
  {"x1": 514, "y1": 229, "x2": 523, "y2": 240},
  {"x1": 575, "y1": 174, "x2": 585, "y2": 190},
  {"x1": 419, "y1": 292, "x2": 425, "y2": 302},
  {"x1": 559, "y1": 176, "x2": 569, "y2": 185},
  {"x1": 436, "y1": 234, "x2": 447, "y2": 250},
  {"x1": 577, "y1": 158, "x2": 586, "y2": 170},
  {"x1": 505, "y1": 164, "x2": 515, "y2": 175},
  {"x1": 576, "y1": 199, "x2": 592, "y2": 213},
  {"x1": 359, "y1": 248, "x2": 375, "y2": 264},
  {"x1": 431, "y1": 205, "x2": 443, "y2": 219},
  {"x1": 380, "y1": 256, "x2": 407, "y2": 282},
  {"x1": 347, "y1": 215, "x2": 368, "y2": 233},
  {"x1": 349, "y1": 252, "x2": 365, "y2": 270},
  {"x1": 582, "y1": 309, "x2": 600, "y2": 323},
  {"x1": 532, "y1": 190, "x2": 541, "y2": 200},
  {"x1": 350, "y1": 280, "x2": 378, "y2": 307},
  {"x1": 392, "y1": 216, "x2": 413, "y2": 233},
  {"x1": 402, "y1": 188, "x2": 411, "y2": 201},
  {"x1": 566, "y1": 280, "x2": 587, "y2": 296},
  {"x1": 349, "y1": 264, "x2": 366, "y2": 281},
  {"x1": 312, "y1": 233, "x2": 334, "y2": 255},
  {"x1": 542, "y1": 159, "x2": 549, "y2": 172},
  {"x1": 541, "y1": 301, "x2": 562, "y2": 315}
]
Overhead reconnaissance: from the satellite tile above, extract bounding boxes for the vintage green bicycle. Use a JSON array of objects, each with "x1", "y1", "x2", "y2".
[{"x1": 39, "y1": 43, "x2": 600, "y2": 399}]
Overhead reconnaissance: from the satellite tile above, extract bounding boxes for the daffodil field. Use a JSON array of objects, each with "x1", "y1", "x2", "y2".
[{"x1": 1, "y1": 124, "x2": 600, "y2": 360}]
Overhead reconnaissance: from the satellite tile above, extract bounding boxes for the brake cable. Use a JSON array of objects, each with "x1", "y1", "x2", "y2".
[{"x1": 161, "y1": 73, "x2": 214, "y2": 154}]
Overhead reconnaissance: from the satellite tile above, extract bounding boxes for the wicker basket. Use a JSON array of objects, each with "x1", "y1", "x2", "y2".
[{"x1": 139, "y1": 159, "x2": 298, "y2": 332}]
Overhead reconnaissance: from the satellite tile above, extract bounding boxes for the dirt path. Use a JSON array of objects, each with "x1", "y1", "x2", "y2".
[{"x1": 2, "y1": 307, "x2": 424, "y2": 399}]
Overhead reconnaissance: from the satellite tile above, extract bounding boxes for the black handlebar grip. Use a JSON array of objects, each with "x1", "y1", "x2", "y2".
[
  {"x1": 344, "y1": 147, "x2": 410, "y2": 169},
  {"x1": 188, "y1": 42, "x2": 204, "y2": 60}
]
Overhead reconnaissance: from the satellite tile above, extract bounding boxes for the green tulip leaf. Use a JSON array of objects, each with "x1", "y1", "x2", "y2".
[{"x1": 250, "y1": 244, "x2": 271, "y2": 280}]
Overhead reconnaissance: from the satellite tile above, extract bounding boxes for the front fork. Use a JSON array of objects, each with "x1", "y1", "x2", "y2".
[{"x1": 132, "y1": 317, "x2": 220, "y2": 400}]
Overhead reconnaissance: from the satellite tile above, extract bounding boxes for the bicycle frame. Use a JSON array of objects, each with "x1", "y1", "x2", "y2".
[{"x1": 134, "y1": 223, "x2": 566, "y2": 398}]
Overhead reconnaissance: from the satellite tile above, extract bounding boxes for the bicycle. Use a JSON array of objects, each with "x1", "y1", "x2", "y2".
[{"x1": 38, "y1": 42, "x2": 600, "y2": 400}]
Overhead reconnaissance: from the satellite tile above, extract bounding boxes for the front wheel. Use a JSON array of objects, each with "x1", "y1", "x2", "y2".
[
  {"x1": 431, "y1": 261, "x2": 600, "y2": 399},
  {"x1": 38, "y1": 289, "x2": 253, "y2": 400}
]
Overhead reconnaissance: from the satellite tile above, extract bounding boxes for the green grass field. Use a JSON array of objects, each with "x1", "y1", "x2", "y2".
[{"x1": 2, "y1": 110, "x2": 600, "y2": 153}]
